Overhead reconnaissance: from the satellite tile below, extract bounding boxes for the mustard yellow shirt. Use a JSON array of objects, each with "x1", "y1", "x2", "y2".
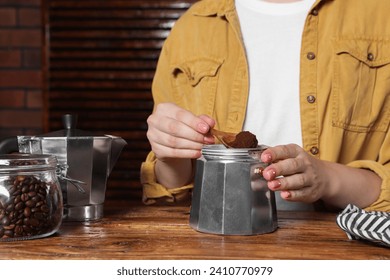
[{"x1": 141, "y1": 0, "x2": 390, "y2": 211}]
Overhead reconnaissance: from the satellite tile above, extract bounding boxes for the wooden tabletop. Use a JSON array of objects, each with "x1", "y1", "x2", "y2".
[{"x1": 0, "y1": 198, "x2": 388, "y2": 260}]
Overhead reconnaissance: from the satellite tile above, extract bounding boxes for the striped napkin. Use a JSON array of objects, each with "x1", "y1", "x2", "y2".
[{"x1": 336, "y1": 204, "x2": 390, "y2": 247}]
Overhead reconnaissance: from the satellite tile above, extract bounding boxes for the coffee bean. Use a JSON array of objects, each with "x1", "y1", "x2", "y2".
[
  {"x1": 4, "y1": 230, "x2": 14, "y2": 237},
  {"x1": 13, "y1": 195, "x2": 21, "y2": 205},
  {"x1": 38, "y1": 188, "x2": 47, "y2": 195},
  {"x1": 13, "y1": 190, "x2": 22, "y2": 196},
  {"x1": 23, "y1": 207, "x2": 31, "y2": 217},
  {"x1": 17, "y1": 212, "x2": 24, "y2": 220},
  {"x1": 21, "y1": 185, "x2": 29, "y2": 193},
  {"x1": 35, "y1": 201, "x2": 43, "y2": 207},
  {"x1": 15, "y1": 201, "x2": 24, "y2": 211},
  {"x1": 3, "y1": 224, "x2": 15, "y2": 230},
  {"x1": 41, "y1": 205, "x2": 49, "y2": 213},
  {"x1": 5, "y1": 203, "x2": 14, "y2": 212},
  {"x1": 8, "y1": 211, "x2": 15, "y2": 220},
  {"x1": 15, "y1": 175, "x2": 25, "y2": 182},
  {"x1": 22, "y1": 224, "x2": 32, "y2": 233},
  {"x1": 1, "y1": 216, "x2": 10, "y2": 226},
  {"x1": 14, "y1": 225, "x2": 23, "y2": 235},
  {"x1": 8, "y1": 186, "x2": 17, "y2": 195},
  {"x1": 25, "y1": 200, "x2": 35, "y2": 208},
  {"x1": 27, "y1": 191, "x2": 37, "y2": 198},
  {"x1": 20, "y1": 193, "x2": 29, "y2": 202},
  {"x1": 33, "y1": 212, "x2": 45, "y2": 220},
  {"x1": 28, "y1": 218, "x2": 39, "y2": 227}
]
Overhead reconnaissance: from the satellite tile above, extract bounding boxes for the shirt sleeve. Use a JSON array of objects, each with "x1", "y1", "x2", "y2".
[
  {"x1": 347, "y1": 160, "x2": 390, "y2": 212},
  {"x1": 140, "y1": 151, "x2": 193, "y2": 205}
]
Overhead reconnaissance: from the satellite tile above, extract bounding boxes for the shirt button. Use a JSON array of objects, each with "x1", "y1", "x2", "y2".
[
  {"x1": 307, "y1": 52, "x2": 316, "y2": 60},
  {"x1": 311, "y1": 9, "x2": 318, "y2": 16},
  {"x1": 310, "y1": 147, "x2": 319, "y2": 155},
  {"x1": 367, "y1": 53, "x2": 374, "y2": 61},
  {"x1": 307, "y1": 95, "x2": 316, "y2": 103}
]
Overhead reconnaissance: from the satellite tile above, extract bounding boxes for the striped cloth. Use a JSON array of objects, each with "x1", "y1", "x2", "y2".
[{"x1": 336, "y1": 204, "x2": 390, "y2": 247}]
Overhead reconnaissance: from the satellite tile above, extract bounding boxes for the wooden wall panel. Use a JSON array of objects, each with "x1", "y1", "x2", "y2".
[{"x1": 44, "y1": 0, "x2": 197, "y2": 200}]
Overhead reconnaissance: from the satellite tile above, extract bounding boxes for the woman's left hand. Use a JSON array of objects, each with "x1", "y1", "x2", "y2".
[{"x1": 260, "y1": 144, "x2": 329, "y2": 203}]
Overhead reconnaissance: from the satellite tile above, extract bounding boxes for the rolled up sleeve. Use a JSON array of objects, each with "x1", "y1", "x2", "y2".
[
  {"x1": 347, "y1": 160, "x2": 390, "y2": 212},
  {"x1": 140, "y1": 152, "x2": 193, "y2": 205}
]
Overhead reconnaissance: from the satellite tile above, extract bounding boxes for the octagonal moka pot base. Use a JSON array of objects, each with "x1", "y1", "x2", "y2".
[{"x1": 189, "y1": 145, "x2": 278, "y2": 235}]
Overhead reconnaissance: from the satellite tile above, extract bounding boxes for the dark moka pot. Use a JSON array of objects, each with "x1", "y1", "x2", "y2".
[
  {"x1": 189, "y1": 144, "x2": 277, "y2": 235},
  {"x1": 0, "y1": 114, "x2": 127, "y2": 221}
]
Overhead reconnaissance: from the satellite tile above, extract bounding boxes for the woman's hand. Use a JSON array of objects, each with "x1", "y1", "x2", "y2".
[
  {"x1": 260, "y1": 144, "x2": 381, "y2": 208},
  {"x1": 260, "y1": 144, "x2": 328, "y2": 203},
  {"x1": 146, "y1": 103, "x2": 215, "y2": 188},
  {"x1": 147, "y1": 102, "x2": 215, "y2": 160}
]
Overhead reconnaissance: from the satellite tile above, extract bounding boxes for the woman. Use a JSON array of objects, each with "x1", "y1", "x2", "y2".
[{"x1": 141, "y1": 0, "x2": 390, "y2": 212}]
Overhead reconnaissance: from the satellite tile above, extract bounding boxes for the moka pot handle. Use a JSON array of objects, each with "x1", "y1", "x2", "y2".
[{"x1": 0, "y1": 136, "x2": 19, "y2": 154}]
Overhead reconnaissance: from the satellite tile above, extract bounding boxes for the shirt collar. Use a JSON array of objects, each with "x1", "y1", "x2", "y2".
[
  {"x1": 191, "y1": 0, "x2": 235, "y2": 17},
  {"x1": 191, "y1": 0, "x2": 333, "y2": 18}
]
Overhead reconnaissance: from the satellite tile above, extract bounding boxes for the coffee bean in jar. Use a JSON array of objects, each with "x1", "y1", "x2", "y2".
[{"x1": 0, "y1": 154, "x2": 63, "y2": 241}]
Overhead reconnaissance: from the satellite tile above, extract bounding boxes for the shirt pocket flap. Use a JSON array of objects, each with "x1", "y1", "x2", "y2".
[
  {"x1": 171, "y1": 58, "x2": 223, "y2": 86},
  {"x1": 335, "y1": 39, "x2": 390, "y2": 68}
]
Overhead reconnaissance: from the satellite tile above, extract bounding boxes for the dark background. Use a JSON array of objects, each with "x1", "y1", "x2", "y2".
[{"x1": 0, "y1": 0, "x2": 197, "y2": 200}]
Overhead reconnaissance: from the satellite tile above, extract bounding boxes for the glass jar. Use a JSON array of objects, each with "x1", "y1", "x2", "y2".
[{"x1": 0, "y1": 154, "x2": 63, "y2": 241}]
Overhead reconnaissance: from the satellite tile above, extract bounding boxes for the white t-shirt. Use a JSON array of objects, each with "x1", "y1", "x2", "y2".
[
  {"x1": 237, "y1": 0, "x2": 316, "y2": 147},
  {"x1": 236, "y1": 0, "x2": 316, "y2": 210}
]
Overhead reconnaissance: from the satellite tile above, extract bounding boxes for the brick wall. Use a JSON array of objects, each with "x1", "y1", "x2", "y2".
[{"x1": 0, "y1": 0, "x2": 43, "y2": 138}]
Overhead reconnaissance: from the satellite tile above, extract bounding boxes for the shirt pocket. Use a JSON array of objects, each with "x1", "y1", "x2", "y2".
[
  {"x1": 170, "y1": 57, "x2": 223, "y2": 116},
  {"x1": 332, "y1": 38, "x2": 390, "y2": 132}
]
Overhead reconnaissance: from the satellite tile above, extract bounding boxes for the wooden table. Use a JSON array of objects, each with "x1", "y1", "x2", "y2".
[{"x1": 0, "y1": 199, "x2": 388, "y2": 260}]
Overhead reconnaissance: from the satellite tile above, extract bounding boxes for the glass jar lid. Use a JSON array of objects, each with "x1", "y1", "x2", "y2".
[{"x1": 0, "y1": 154, "x2": 57, "y2": 173}]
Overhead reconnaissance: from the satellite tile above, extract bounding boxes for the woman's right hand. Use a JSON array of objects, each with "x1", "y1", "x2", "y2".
[{"x1": 146, "y1": 103, "x2": 215, "y2": 161}]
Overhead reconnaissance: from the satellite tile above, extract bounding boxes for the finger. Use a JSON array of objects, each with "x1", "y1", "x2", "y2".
[
  {"x1": 156, "y1": 103, "x2": 210, "y2": 134},
  {"x1": 148, "y1": 114, "x2": 206, "y2": 145},
  {"x1": 261, "y1": 147, "x2": 305, "y2": 180},
  {"x1": 261, "y1": 144, "x2": 301, "y2": 163},
  {"x1": 267, "y1": 173, "x2": 308, "y2": 192},
  {"x1": 270, "y1": 157, "x2": 305, "y2": 178},
  {"x1": 280, "y1": 187, "x2": 318, "y2": 204},
  {"x1": 280, "y1": 190, "x2": 293, "y2": 200},
  {"x1": 147, "y1": 126, "x2": 205, "y2": 150},
  {"x1": 198, "y1": 114, "x2": 216, "y2": 128},
  {"x1": 198, "y1": 115, "x2": 216, "y2": 144}
]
